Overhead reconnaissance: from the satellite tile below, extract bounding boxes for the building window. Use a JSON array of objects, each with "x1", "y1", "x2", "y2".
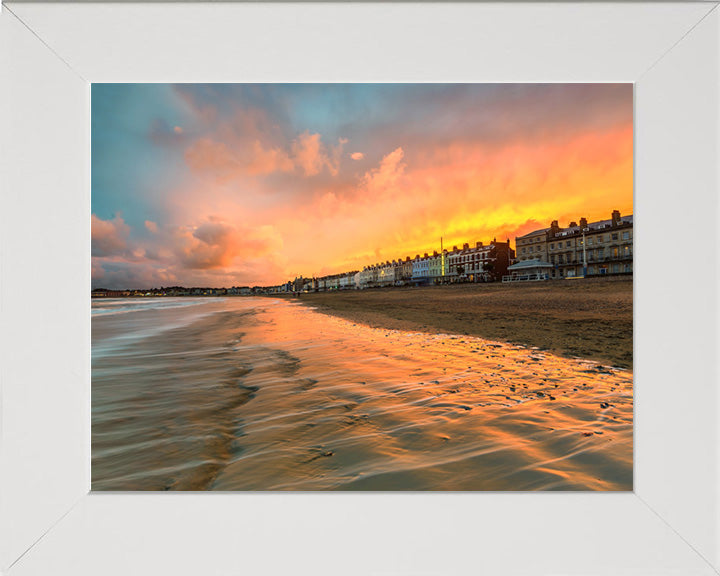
[
  {"x1": 612, "y1": 233, "x2": 619, "y2": 240},
  {"x1": 597, "y1": 235, "x2": 603, "y2": 243},
  {"x1": 566, "y1": 241, "x2": 571, "y2": 247},
  {"x1": 550, "y1": 243, "x2": 554, "y2": 250},
  {"x1": 622, "y1": 231, "x2": 630, "y2": 240},
  {"x1": 587, "y1": 238, "x2": 593, "y2": 245}
]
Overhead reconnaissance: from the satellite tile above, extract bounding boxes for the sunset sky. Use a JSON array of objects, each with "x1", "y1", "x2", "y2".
[{"x1": 92, "y1": 83, "x2": 633, "y2": 289}]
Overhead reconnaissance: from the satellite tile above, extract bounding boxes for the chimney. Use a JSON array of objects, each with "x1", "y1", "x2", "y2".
[
  {"x1": 579, "y1": 217, "x2": 588, "y2": 228},
  {"x1": 463, "y1": 243, "x2": 469, "y2": 250},
  {"x1": 424, "y1": 253, "x2": 428, "y2": 258},
  {"x1": 476, "y1": 241, "x2": 483, "y2": 248},
  {"x1": 433, "y1": 250, "x2": 438, "y2": 257},
  {"x1": 569, "y1": 221, "x2": 578, "y2": 228},
  {"x1": 612, "y1": 210, "x2": 621, "y2": 225},
  {"x1": 453, "y1": 245, "x2": 458, "y2": 251},
  {"x1": 550, "y1": 220, "x2": 560, "y2": 231}
]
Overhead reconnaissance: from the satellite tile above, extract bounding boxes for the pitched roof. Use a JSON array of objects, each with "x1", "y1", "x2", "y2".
[
  {"x1": 557, "y1": 215, "x2": 633, "y2": 236},
  {"x1": 516, "y1": 228, "x2": 550, "y2": 239}
]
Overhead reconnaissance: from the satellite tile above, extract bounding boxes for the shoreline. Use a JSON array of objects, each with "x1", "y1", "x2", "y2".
[{"x1": 291, "y1": 278, "x2": 633, "y2": 370}]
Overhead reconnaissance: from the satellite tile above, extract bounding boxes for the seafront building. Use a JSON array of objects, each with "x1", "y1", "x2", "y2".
[
  {"x1": 411, "y1": 254, "x2": 431, "y2": 282},
  {"x1": 397, "y1": 257, "x2": 413, "y2": 283},
  {"x1": 428, "y1": 252, "x2": 443, "y2": 281},
  {"x1": 513, "y1": 210, "x2": 633, "y2": 280},
  {"x1": 445, "y1": 240, "x2": 514, "y2": 282},
  {"x1": 378, "y1": 261, "x2": 396, "y2": 286},
  {"x1": 318, "y1": 238, "x2": 515, "y2": 291}
]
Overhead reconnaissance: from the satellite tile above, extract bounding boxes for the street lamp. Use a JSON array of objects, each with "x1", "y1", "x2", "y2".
[{"x1": 582, "y1": 227, "x2": 589, "y2": 277}]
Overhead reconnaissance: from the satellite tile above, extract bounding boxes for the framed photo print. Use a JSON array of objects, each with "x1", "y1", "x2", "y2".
[{"x1": 1, "y1": 2, "x2": 718, "y2": 575}]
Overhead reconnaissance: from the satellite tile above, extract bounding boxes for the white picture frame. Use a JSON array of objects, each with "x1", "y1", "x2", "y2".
[{"x1": 1, "y1": 2, "x2": 719, "y2": 574}]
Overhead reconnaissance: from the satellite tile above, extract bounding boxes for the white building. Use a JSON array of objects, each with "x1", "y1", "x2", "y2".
[
  {"x1": 339, "y1": 272, "x2": 357, "y2": 290},
  {"x1": 358, "y1": 265, "x2": 379, "y2": 289}
]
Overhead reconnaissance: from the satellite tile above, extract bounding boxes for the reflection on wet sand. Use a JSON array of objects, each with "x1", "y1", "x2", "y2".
[{"x1": 92, "y1": 297, "x2": 632, "y2": 491}]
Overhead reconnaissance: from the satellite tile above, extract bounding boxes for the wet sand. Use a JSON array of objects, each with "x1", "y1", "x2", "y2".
[
  {"x1": 297, "y1": 277, "x2": 633, "y2": 370},
  {"x1": 93, "y1": 297, "x2": 632, "y2": 491}
]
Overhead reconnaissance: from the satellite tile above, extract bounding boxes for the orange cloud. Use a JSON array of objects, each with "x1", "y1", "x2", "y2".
[
  {"x1": 292, "y1": 132, "x2": 326, "y2": 176},
  {"x1": 174, "y1": 218, "x2": 283, "y2": 271},
  {"x1": 184, "y1": 137, "x2": 294, "y2": 177},
  {"x1": 92, "y1": 214, "x2": 130, "y2": 257},
  {"x1": 363, "y1": 147, "x2": 406, "y2": 190},
  {"x1": 158, "y1": 119, "x2": 632, "y2": 285},
  {"x1": 276, "y1": 124, "x2": 633, "y2": 275},
  {"x1": 249, "y1": 140, "x2": 294, "y2": 175},
  {"x1": 184, "y1": 130, "x2": 347, "y2": 180},
  {"x1": 154, "y1": 118, "x2": 631, "y2": 286},
  {"x1": 290, "y1": 132, "x2": 346, "y2": 177}
]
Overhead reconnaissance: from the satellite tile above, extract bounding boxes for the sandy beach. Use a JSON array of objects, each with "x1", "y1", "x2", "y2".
[
  {"x1": 296, "y1": 277, "x2": 633, "y2": 370},
  {"x1": 93, "y1": 296, "x2": 632, "y2": 491}
]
